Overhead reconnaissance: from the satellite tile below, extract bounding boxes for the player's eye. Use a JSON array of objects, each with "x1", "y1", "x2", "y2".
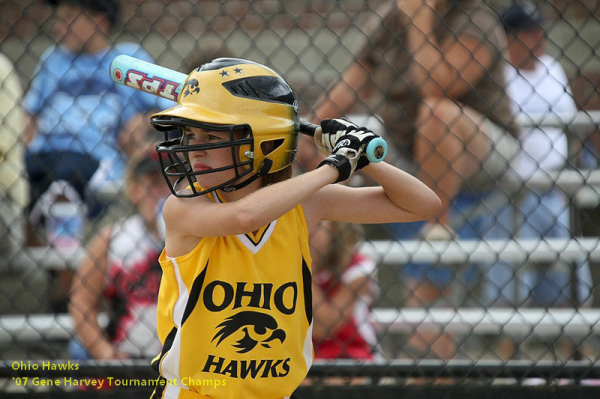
[{"x1": 207, "y1": 134, "x2": 226, "y2": 142}]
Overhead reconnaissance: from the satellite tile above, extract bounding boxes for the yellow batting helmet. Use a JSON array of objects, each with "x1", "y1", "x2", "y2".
[{"x1": 151, "y1": 58, "x2": 299, "y2": 197}]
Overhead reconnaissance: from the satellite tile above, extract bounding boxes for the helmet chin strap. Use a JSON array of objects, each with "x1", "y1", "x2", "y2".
[{"x1": 221, "y1": 158, "x2": 273, "y2": 192}]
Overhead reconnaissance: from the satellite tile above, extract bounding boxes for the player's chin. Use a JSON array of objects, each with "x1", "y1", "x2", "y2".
[{"x1": 196, "y1": 171, "x2": 234, "y2": 188}]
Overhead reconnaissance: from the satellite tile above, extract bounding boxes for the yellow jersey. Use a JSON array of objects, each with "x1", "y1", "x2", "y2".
[{"x1": 152, "y1": 190, "x2": 313, "y2": 399}]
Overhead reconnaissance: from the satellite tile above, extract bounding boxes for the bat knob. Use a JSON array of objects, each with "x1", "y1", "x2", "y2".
[{"x1": 366, "y1": 137, "x2": 387, "y2": 163}]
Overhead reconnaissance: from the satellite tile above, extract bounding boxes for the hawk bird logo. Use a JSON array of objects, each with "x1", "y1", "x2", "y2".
[
  {"x1": 212, "y1": 311, "x2": 286, "y2": 354},
  {"x1": 183, "y1": 79, "x2": 200, "y2": 97}
]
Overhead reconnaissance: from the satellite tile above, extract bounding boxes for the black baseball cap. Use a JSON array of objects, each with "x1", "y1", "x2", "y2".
[
  {"x1": 46, "y1": 0, "x2": 120, "y2": 27},
  {"x1": 501, "y1": 2, "x2": 544, "y2": 33}
]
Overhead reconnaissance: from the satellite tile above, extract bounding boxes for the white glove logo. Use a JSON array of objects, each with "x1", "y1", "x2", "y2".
[{"x1": 334, "y1": 138, "x2": 351, "y2": 151}]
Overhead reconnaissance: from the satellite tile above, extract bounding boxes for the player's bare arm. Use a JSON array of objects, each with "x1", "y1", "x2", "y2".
[
  {"x1": 162, "y1": 165, "x2": 339, "y2": 256},
  {"x1": 303, "y1": 161, "x2": 440, "y2": 230},
  {"x1": 302, "y1": 118, "x2": 440, "y2": 229}
]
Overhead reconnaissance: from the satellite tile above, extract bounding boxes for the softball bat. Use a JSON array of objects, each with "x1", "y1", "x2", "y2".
[{"x1": 110, "y1": 55, "x2": 387, "y2": 162}]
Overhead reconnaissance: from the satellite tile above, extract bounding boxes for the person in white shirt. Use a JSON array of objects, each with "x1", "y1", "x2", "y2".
[{"x1": 482, "y1": 2, "x2": 591, "y2": 312}]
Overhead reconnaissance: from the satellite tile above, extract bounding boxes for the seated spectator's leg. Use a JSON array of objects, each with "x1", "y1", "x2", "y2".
[
  {"x1": 386, "y1": 221, "x2": 453, "y2": 358},
  {"x1": 479, "y1": 197, "x2": 519, "y2": 360},
  {"x1": 54, "y1": 152, "x2": 100, "y2": 203},
  {"x1": 25, "y1": 151, "x2": 97, "y2": 219},
  {"x1": 26, "y1": 151, "x2": 52, "y2": 201},
  {"x1": 480, "y1": 199, "x2": 518, "y2": 307},
  {"x1": 413, "y1": 98, "x2": 492, "y2": 229},
  {"x1": 388, "y1": 193, "x2": 482, "y2": 360},
  {"x1": 519, "y1": 190, "x2": 593, "y2": 308},
  {"x1": 520, "y1": 190, "x2": 571, "y2": 306},
  {"x1": 25, "y1": 151, "x2": 59, "y2": 245},
  {"x1": 27, "y1": 151, "x2": 98, "y2": 312},
  {"x1": 69, "y1": 336, "x2": 91, "y2": 361},
  {"x1": 404, "y1": 270, "x2": 456, "y2": 359},
  {"x1": 451, "y1": 191, "x2": 486, "y2": 305},
  {"x1": 518, "y1": 190, "x2": 596, "y2": 359},
  {"x1": 580, "y1": 137, "x2": 599, "y2": 169}
]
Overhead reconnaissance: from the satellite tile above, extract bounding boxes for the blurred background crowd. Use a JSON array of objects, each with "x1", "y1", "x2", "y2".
[{"x1": 1, "y1": 0, "x2": 600, "y2": 389}]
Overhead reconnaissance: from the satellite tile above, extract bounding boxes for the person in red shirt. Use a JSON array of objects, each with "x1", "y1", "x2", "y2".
[{"x1": 311, "y1": 220, "x2": 380, "y2": 360}]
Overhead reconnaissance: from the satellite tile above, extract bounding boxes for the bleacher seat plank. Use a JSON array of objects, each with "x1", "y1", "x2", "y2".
[
  {"x1": 516, "y1": 110, "x2": 600, "y2": 136},
  {"x1": 0, "y1": 313, "x2": 108, "y2": 344},
  {"x1": 359, "y1": 238, "x2": 600, "y2": 264},
  {"x1": 0, "y1": 314, "x2": 73, "y2": 343},
  {"x1": 8, "y1": 246, "x2": 84, "y2": 271},
  {"x1": 7, "y1": 237, "x2": 599, "y2": 271},
  {"x1": 372, "y1": 308, "x2": 600, "y2": 337},
  {"x1": 3, "y1": 309, "x2": 599, "y2": 345}
]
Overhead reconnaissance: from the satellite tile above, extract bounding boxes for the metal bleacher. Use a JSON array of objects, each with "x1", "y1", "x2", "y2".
[
  {"x1": 372, "y1": 307, "x2": 600, "y2": 338},
  {"x1": 366, "y1": 110, "x2": 600, "y2": 339},
  {"x1": 1, "y1": 110, "x2": 600, "y2": 352}
]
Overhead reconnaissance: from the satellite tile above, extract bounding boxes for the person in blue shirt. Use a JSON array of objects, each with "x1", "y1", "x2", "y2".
[{"x1": 23, "y1": 0, "x2": 170, "y2": 222}]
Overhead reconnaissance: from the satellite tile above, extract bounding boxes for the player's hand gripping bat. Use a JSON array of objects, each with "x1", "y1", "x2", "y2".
[{"x1": 110, "y1": 55, "x2": 387, "y2": 163}]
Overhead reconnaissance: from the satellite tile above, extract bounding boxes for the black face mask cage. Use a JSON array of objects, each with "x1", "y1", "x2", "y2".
[{"x1": 154, "y1": 120, "x2": 254, "y2": 198}]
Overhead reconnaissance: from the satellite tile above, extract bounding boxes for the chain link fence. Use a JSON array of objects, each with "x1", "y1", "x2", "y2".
[{"x1": 1, "y1": 0, "x2": 600, "y2": 397}]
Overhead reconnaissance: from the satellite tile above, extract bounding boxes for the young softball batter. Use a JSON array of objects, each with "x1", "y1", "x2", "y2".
[{"x1": 148, "y1": 58, "x2": 440, "y2": 399}]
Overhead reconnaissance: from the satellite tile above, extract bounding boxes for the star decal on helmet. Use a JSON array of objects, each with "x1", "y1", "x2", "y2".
[
  {"x1": 220, "y1": 70, "x2": 229, "y2": 77},
  {"x1": 234, "y1": 67, "x2": 243, "y2": 74}
]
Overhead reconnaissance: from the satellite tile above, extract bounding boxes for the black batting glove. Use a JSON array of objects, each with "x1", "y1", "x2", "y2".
[
  {"x1": 314, "y1": 118, "x2": 359, "y2": 155},
  {"x1": 317, "y1": 123, "x2": 378, "y2": 183}
]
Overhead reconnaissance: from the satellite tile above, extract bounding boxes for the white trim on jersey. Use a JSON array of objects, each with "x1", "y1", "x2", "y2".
[
  {"x1": 159, "y1": 257, "x2": 189, "y2": 384},
  {"x1": 235, "y1": 220, "x2": 277, "y2": 254},
  {"x1": 163, "y1": 384, "x2": 182, "y2": 399},
  {"x1": 212, "y1": 190, "x2": 278, "y2": 254},
  {"x1": 303, "y1": 322, "x2": 315, "y2": 371}
]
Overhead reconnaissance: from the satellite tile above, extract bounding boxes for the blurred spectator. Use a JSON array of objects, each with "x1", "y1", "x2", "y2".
[
  {"x1": 23, "y1": 0, "x2": 170, "y2": 231},
  {"x1": 0, "y1": 52, "x2": 28, "y2": 258},
  {"x1": 504, "y1": 1, "x2": 575, "y2": 181},
  {"x1": 312, "y1": 0, "x2": 519, "y2": 358},
  {"x1": 120, "y1": 111, "x2": 164, "y2": 162},
  {"x1": 24, "y1": 0, "x2": 169, "y2": 312},
  {"x1": 311, "y1": 221, "x2": 379, "y2": 360},
  {"x1": 482, "y1": 2, "x2": 592, "y2": 309},
  {"x1": 69, "y1": 150, "x2": 169, "y2": 360}
]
